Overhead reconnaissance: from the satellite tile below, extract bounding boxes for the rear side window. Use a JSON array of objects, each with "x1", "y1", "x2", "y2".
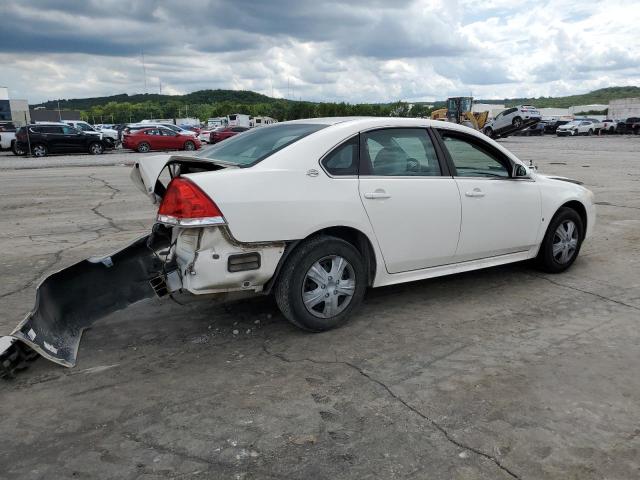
[
  {"x1": 322, "y1": 137, "x2": 358, "y2": 176},
  {"x1": 360, "y1": 128, "x2": 441, "y2": 176},
  {"x1": 40, "y1": 126, "x2": 63, "y2": 134}
]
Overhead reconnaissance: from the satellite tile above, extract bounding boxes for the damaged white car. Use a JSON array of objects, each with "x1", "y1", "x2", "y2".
[{"x1": 1, "y1": 117, "x2": 596, "y2": 371}]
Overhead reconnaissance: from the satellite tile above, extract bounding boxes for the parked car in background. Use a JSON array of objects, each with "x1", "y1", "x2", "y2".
[
  {"x1": 0, "y1": 121, "x2": 17, "y2": 151},
  {"x1": 544, "y1": 120, "x2": 570, "y2": 134},
  {"x1": 210, "y1": 126, "x2": 249, "y2": 143},
  {"x1": 483, "y1": 105, "x2": 542, "y2": 138},
  {"x1": 122, "y1": 126, "x2": 201, "y2": 153},
  {"x1": 599, "y1": 119, "x2": 618, "y2": 134},
  {"x1": 514, "y1": 122, "x2": 546, "y2": 136},
  {"x1": 14, "y1": 123, "x2": 111, "y2": 157},
  {"x1": 198, "y1": 126, "x2": 222, "y2": 143},
  {"x1": 556, "y1": 120, "x2": 597, "y2": 136},
  {"x1": 621, "y1": 117, "x2": 640, "y2": 134},
  {"x1": 65, "y1": 120, "x2": 118, "y2": 146}
]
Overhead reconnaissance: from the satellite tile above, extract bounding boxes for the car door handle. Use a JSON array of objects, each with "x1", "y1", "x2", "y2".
[
  {"x1": 465, "y1": 188, "x2": 485, "y2": 198},
  {"x1": 364, "y1": 190, "x2": 391, "y2": 200}
]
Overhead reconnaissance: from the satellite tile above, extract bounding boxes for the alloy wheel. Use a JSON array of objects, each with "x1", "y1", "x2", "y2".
[
  {"x1": 302, "y1": 255, "x2": 356, "y2": 318},
  {"x1": 33, "y1": 145, "x2": 46, "y2": 157},
  {"x1": 552, "y1": 220, "x2": 578, "y2": 264}
]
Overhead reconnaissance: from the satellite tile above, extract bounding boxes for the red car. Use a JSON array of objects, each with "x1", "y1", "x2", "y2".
[
  {"x1": 123, "y1": 126, "x2": 201, "y2": 153},
  {"x1": 210, "y1": 126, "x2": 249, "y2": 143}
]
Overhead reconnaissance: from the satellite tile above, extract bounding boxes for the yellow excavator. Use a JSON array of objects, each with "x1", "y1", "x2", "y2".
[{"x1": 430, "y1": 97, "x2": 489, "y2": 131}]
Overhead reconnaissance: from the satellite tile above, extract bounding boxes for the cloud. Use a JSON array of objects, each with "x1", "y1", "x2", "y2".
[{"x1": 0, "y1": 0, "x2": 638, "y2": 104}]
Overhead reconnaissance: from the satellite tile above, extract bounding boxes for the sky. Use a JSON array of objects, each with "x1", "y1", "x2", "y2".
[{"x1": 0, "y1": 0, "x2": 639, "y2": 104}]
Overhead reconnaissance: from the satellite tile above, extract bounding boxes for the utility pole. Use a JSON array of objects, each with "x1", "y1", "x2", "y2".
[
  {"x1": 57, "y1": 100, "x2": 61, "y2": 121},
  {"x1": 159, "y1": 79, "x2": 162, "y2": 94},
  {"x1": 141, "y1": 50, "x2": 147, "y2": 93}
]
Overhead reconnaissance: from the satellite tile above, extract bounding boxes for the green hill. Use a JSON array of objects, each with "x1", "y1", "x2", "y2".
[
  {"x1": 34, "y1": 86, "x2": 640, "y2": 112},
  {"x1": 33, "y1": 89, "x2": 278, "y2": 111},
  {"x1": 479, "y1": 86, "x2": 640, "y2": 108}
]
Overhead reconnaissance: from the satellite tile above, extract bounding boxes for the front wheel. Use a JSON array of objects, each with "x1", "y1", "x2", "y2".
[
  {"x1": 88, "y1": 142, "x2": 104, "y2": 155},
  {"x1": 275, "y1": 236, "x2": 367, "y2": 331},
  {"x1": 536, "y1": 207, "x2": 584, "y2": 273},
  {"x1": 484, "y1": 127, "x2": 494, "y2": 139},
  {"x1": 587, "y1": 129, "x2": 593, "y2": 136}
]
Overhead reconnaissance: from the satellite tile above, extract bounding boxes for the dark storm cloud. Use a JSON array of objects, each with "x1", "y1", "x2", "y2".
[{"x1": 0, "y1": 0, "x2": 470, "y2": 60}]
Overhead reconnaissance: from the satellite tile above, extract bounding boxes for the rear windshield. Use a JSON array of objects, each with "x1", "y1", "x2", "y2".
[{"x1": 196, "y1": 123, "x2": 327, "y2": 166}]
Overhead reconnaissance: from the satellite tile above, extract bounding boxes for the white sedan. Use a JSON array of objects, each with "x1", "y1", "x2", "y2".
[{"x1": 4, "y1": 117, "x2": 595, "y2": 368}]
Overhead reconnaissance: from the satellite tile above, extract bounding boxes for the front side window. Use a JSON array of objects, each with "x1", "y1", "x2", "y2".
[
  {"x1": 159, "y1": 128, "x2": 175, "y2": 136},
  {"x1": 440, "y1": 132, "x2": 510, "y2": 178},
  {"x1": 197, "y1": 123, "x2": 327, "y2": 166},
  {"x1": 321, "y1": 137, "x2": 358, "y2": 176},
  {"x1": 145, "y1": 129, "x2": 160, "y2": 136},
  {"x1": 361, "y1": 128, "x2": 441, "y2": 176}
]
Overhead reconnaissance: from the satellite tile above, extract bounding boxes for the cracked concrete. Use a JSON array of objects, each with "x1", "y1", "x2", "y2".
[{"x1": 1, "y1": 135, "x2": 640, "y2": 479}]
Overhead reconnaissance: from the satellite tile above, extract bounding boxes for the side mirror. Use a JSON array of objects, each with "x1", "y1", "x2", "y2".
[{"x1": 513, "y1": 164, "x2": 530, "y2": 178}]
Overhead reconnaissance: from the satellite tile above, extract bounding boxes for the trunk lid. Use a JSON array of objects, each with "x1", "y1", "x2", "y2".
[{"x1": 130, "y1": 154, "x2": 234, "y2": 202}]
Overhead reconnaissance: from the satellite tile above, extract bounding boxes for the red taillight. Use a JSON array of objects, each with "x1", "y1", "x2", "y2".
[{"x1": 157, "y1": 177, "x2": 225, "y2": 227}]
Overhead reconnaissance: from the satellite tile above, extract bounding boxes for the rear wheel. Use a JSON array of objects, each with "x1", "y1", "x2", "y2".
[
  {"x1": 137, "y1": 142, "x2": 150, "y2": 153},
  {"x1": 512, "y1": 116, "x2": 523, "y2": 129},
  {"x1": 184, "y1": 140, "x2": 196, "y2": 151},
  {"x1": 536, "y1": 207, "x2": 584, "y2": 273},
  {"x1": 32, "y1": 144, "x2": 48, "y2": 157},
  {"x1": 88, "y1": 142, "x2": 104, "y2": 155},
  {"x1": 275, "y1": 236, "x2": 366, "y2": 331}
]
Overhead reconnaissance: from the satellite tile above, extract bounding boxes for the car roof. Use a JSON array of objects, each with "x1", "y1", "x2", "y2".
[{"x1": 278, "y1": 116, "x2": 482, "y2": 134}]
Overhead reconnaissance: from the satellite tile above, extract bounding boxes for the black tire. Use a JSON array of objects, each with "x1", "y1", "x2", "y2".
[
  {"x1": 587, "y1": 129, "x2": 593, "y2": 136},
  {"x1": 275, "y1": 235, "x2": 367, "y2": 332},
  {"x1": 12, "y1": 141, "x2": 26, "y2": 156},
  {"x1": 536, "y1": 207, "x2": 584, "y2": 273},
  {"x1": 32, "y1": 143, "x2": 48, "y2": 157},
  {"x1": 88, "y1": 142, "x2": 104, "y2": 155},
  {"x1": 512, "y1": 116, "x2": 523, "y2": 128},
  {"x1": 483, "y1": 127, "x2": 494, "y2": 138},
  {"x1": 137, "y1": 142, "x2": 150, "y2": 153},
  {"x1": 184, "y1": 140, "x2": 196, "y2": 151}
]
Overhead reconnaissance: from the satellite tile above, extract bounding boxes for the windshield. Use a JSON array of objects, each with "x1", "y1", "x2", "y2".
[{"x1": 196, "y1": 123, "x2": 327, "y2": 166}]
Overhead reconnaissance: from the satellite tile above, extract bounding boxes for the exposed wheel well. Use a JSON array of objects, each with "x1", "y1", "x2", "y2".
[
  {"x1": 264, "y1": 226, "x2": 377, "y2": 294},
  {"x1": 559, "y1": 200, "x2": 587, "y2": 233},
  {"x1": 314, "y1": 227, "x2": 377, "y2": 286}
]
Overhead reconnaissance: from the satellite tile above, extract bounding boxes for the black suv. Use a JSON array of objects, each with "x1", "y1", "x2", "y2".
[
  {"x1": 621, "y1": 117, "x2": 640, "y2": 134},
  {"x1": 14, "y1": 124, "x2": 111, "y2": 157}
]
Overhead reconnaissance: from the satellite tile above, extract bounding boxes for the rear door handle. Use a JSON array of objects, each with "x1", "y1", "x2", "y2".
[
  {"x1": 364, "y1": 190, "x2": 391, "y2": 199},
  {"x1": 465, "y1": 188, "x2": 485, "y2": 198}
]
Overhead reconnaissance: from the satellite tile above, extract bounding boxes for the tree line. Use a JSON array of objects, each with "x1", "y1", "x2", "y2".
[{"x1": 79, "y1": 99, "x2": 435, "y2": 124}]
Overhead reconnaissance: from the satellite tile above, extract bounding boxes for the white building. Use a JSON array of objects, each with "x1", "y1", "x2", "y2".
[
  {"x1": 0, "y1": 86, "x2": 30, "y2": 125},
  {"x1": 608, "y1": 98, "x2": 640, "y2": 120},
  {"x1": 568, "y1": 104, "x2": 607, "y2": 115},
  {"x1": 538, "y1": 108, "x2": 571, "y2": 121}
]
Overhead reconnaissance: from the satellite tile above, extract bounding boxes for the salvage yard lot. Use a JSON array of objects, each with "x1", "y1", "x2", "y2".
[{"x1": 1, "y1": 136, "x2": 639, "y2": 479}]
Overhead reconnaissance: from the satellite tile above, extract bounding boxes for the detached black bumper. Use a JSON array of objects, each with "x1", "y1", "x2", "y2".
[{"x1": 1, "y1": 231, "x2": 171, "y2": 370}]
